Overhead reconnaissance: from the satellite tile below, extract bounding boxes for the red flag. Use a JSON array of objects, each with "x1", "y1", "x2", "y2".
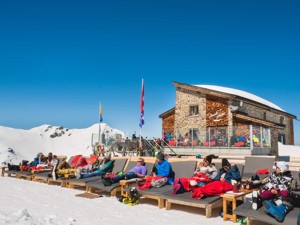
[{"x1": 139, "y1": 79, "x2": 144, "y2": 128}]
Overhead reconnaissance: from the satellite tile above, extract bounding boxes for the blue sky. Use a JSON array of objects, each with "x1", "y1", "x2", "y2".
[{"x1": 0, "y1": 0, "x2": 299, "y2": 145}]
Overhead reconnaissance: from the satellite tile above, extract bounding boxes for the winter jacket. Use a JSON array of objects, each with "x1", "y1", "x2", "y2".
[
  {"x1": 213, "y1": 165, "x2": 241, "y2": 184},
  {"x1": 264, "y1": 171, "x2": 293, "y2": 191},
  {"x1": 155, "y1": 160, "x2": 174, "y2": 184}
]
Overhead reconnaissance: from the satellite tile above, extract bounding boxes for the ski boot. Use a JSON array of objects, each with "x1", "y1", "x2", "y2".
[{"x1": 252, "y1": 190, "x2": 262, "y2": 210}]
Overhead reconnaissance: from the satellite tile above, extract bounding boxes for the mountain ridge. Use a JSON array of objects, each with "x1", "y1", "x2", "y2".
[{"x1": 0, "y1": 123, "x2": 124, "y2": 165}]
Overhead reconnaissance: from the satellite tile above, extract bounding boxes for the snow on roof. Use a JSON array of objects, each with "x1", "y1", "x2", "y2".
[{"x1": 194, "y1": 85, "x2": 284, "y2": 112}]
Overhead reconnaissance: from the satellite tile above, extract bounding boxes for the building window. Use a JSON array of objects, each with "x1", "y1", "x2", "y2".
[
  {"x1": 280, "y1": 116, "x2": 284, "y2": 124},
  {"x1": 263, "y1": 112, "x2": 267, "y2": 120},
  {"x1": 189, "y1": 105, "x2": 199, "y2": 116}
]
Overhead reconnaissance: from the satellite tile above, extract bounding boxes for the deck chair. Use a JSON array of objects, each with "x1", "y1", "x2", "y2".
[
  {"x1": 46, "y1": 155, "x2": 101, "y2": 186},
  {"x1": 119, "y1": 158, "x2": 156, "y2": 196},
  {"x1": 46, "y1": 155, "x2": 77, "y2": 186},
  {"x1": 162, "y1": 160, "x2": 243, "y2": 217},
  {"x1": 65, "y1": 158, "x2": 128, "y2": 189},
  {"x1": 134, "y1": 160, "x2": 197, "y2": 209},
  {"x1": 4, "y1": 167, "x2": 19, "y2": 177},
  {"x1": 242, "y1": 156, "x2": 275, "y2": 180},
  {"x1": 161, "y1": 160, "x2": 223, "y2": 217},
  {"x1": 234, "y1": 170, "x2": 300, "y2": 225},
  {"x1": 85, "y1": 158, "x2": 155, "y2": 196},
  {"x1": 32, "y1": 156, "x2": 68, "y2": 183},
  {"x1": 15, "y1": 155, "x2": 67, "y2": 181}
]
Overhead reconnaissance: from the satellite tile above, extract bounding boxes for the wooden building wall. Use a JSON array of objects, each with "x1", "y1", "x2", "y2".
[{"x1": 162, "y1": 113, "x2": 175, "y2": 134}]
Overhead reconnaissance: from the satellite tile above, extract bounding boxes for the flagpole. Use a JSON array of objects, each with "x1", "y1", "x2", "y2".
[
  {"x1": 98, "y1": 102, "x2": 101, "y2": 145},
  {"x1": 139, "y1": 127, "x2": 142, "y2": 156}
]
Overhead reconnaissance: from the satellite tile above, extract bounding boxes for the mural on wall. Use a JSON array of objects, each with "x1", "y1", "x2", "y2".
[{"x1": 206, "y1": 95, "x2": 229, "y2": 127}]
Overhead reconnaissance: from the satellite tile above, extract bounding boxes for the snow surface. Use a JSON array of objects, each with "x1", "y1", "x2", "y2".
[
  {"x1": 0, "y1": 176, "x2": 228, "y2": 225},
  {"x1": 194, "y1": 84, "x2": 284, "y2": 112}
]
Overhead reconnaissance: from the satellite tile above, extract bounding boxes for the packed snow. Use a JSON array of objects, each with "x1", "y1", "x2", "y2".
[{"x1": 0, "y1": 175, "x2": 229, "y2": 225}]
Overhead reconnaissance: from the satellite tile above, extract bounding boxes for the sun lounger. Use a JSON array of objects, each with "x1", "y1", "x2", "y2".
[
  {"x1": 85, "y1": 158, "x2": 155, "y2": 196},
  {"x1": 32, "y1": 156, "x2": 67, "y2": 182},
  {"x1": 45, "y1": 156, "x2": 76, "y2": 186},
  {"x1": 234, "y1": 170, "x2": 300, "y2": 225},
  {"x1": 242, "y1": 156, "x2": 275, "y2": 180},
  {"x1": 119, "y1": 159, "x2": 155, "y2": 196},
  {"x1": 65, "y1": 158, "x2": 128, "y2": 189},
  {"x1": 15, "y1": 156, "x2": 67, "y2": 180},
  {"x1": 161, "y1": 160, "x2": 244, "y2": 217},
  {"x1": 136, "y1": 160, "x2": 197, "y2": 208},
  {"x1": 234, "y1": 201, "x2": 300, "y2": 225}
]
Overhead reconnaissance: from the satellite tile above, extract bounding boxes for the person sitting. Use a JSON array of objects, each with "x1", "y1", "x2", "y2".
[
  {"x1": 101, "y1": 158, "x2": 147, "y2": 186},
  {"x1": 251, "y1": 161, "x2": 294, "y2": 222},
  {"x1": 55, "y1": 156, "x2": 88, "y2": 177},
  {"x1": 172, "y1": 154, "x2": 218, "y2": 195},
  {"x1": 138, "y1": 152, "x2": 173, "y2": 190},
  {"x1": 75, "y1": 154, "x2": 114, "y2": 179},
  {"x1": 20, "y1": 152, "x2": 47, "y2": 172},
  {"x1": 46, "y1": 152, "x2": 53, "y2": 164},
  {"x1": 191, "y1": 158, "x2": 241, "y2": 199}
]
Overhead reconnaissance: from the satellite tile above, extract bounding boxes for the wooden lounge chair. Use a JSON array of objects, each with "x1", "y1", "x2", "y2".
[
  {"x1": 135, "y1": 160, "x2": 197, "y2": 209},
  {"x1": 234, "y1": 170, "x2": 300, "y2": 225},
  {"x1": 46, "y1": 155, "x2": 76, "y2": 186},
  {"x1": 15, "y1": 156, "x2": 67, "y2": 181},
  {"x1": 242, "y1": 156, "x2": 275, "y2": 180},
  {"x1": 119, "y1": 158, "x2": 155, "y2": 196},
  {"x1": 46, "y1": 156, "x2": 105, "y2": 187},
  {"x1": 162, "y1": 160, "x2": 244, "y2": 217},
  {"x1": 65, "y1": 158, "x2": 128, "y2": 189},
  {"x1": 84, "y1": 158, "x2": 155, "y2": 196},
  {"x1": 32, "y1": 156, "x2": 68, "y2": 183}
]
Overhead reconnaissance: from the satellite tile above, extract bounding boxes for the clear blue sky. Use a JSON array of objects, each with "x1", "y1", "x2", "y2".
[{"x1": 0, "y1": 0, "x2": 299, "y2": 145}]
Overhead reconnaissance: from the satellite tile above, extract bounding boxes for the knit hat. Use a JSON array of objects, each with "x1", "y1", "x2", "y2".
[
  {"x1": 222, "y1": 158, "x2": 231, "y2": 168},
  {"x1": 274, "y1": 161, "x2": 289, "y2": 173},
  {"x1": 204, "y1": 154, "x2": 218, "y2": 164},
  {"x1": 156, "y1": 152, "x2": 165, "y2": 161}
]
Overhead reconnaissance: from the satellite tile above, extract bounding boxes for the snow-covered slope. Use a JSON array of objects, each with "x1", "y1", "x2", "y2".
[{"x1": 0, "y1": 124, "x2": 124, "y2": 165}]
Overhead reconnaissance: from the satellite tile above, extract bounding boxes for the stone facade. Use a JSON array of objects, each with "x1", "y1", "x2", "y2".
[{"x1": 160, "y1": 82, "x2": 295, "y2": 155}]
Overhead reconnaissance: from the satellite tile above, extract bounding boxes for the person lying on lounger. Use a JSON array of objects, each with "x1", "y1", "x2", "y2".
[
  {"x1": 137, "y1": 152, "x2": 174, "y2": 190},
  {"x1": 172, "y1": 154, "x2": 218, "y2": 195},
  {"x1": 75, "y1": 154, "x2": 114, "y2": 179},
  {"x1": 191, "y1": 158, "x2": 241, "y2": 199},
  {"x1": 101, "y1": 158, "x2": 147, "y2": 186}
]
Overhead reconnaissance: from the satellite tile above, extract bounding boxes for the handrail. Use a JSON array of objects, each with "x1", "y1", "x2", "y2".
[{"x1": 161, "y1": 139, "x2": 178, "y2": 156}]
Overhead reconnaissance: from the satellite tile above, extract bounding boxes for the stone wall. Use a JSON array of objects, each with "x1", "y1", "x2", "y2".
[{"x1": 174, "y1": 87, "x2": 206, "y2": 139}]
